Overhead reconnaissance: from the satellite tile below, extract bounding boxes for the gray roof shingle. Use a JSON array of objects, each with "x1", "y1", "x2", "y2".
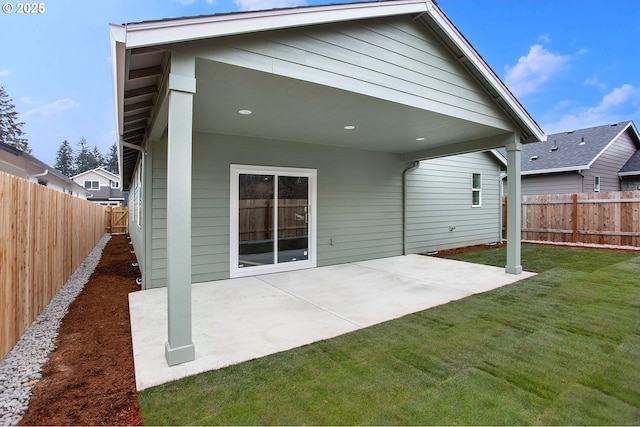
[
  {"x1": 620, "y1": 149, "x2": 640, "y2": 174},
  {"x1": 498, "y1": 120, "x2": 638, "y2": 173}
]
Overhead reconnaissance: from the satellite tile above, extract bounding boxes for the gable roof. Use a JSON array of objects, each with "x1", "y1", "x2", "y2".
[
  {"x1": 72, "y1": 167, "x2": 120, "y2": 182},
  {"x1": 497, "y1": 120, "x2": 640, "y2": 175},
  {"x1": 620, "y1": 149, "x2": 640, "y2": 176},
  {"x1": 111, "y1": 0, "x2": 545, "y2": 189}
]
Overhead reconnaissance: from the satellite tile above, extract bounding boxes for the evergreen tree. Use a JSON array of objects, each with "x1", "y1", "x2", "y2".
[
  {"x1": 0, "y1": 86, "x2": 30, "y2": 153},
  {"x1": 74, "y1": 137, "x2": 95, "y2": 174},
  {"x1": 105, "y1": 142, "x2": 119, "y2": 174},
  {"x1": 53, "y1": 140, "x2": 75, "y2": 177},
  {"x1": 91, "y1": 145, "x2": 104, "y2": 170}
]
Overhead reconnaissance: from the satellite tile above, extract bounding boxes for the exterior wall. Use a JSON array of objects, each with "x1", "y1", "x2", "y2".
[
  {"x1": 179, "y1": 16, "x2": 513, "y2": 130},
  {"x1": 518, "y1": 172, "x2": 584, "y2": 196},
  {"x1": 406, "y1": 152, "x2": 502, "y2": 253},
  {"x1": 583, "y1": 130, "x2": 638, "y2": 192},
  {"x1": 146, "y1": 132, "x2": 409, "y2": 288},
  {"x1": 75, "y1": 170, "x2": 112, "y2": 187},
  {"x1": 621, "y1": 177, "x2": 640, "y2": 191},
  {"x1": 128, "y1": 159, "x2": 145, "y2": 283}
]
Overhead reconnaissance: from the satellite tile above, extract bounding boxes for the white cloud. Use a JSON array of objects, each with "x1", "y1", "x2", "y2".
[
  {"x1": 537, "y1": 34, "x2": 552, "y2": 44},
  {"x1": 234, "y1": 0, "x2": 305, "y2": 11},
  {"x1": 504, "y1": 44, "x2": 569, "y2": 98},
  {"x1": 542, "y1": 84, "x2": 640, "y2": 133},
  {"x1": 24, "y1": 98, "x2": 79, "y2": 119},
  {"x1": 0, "y1": 70, "x2": 9, "y2": 77}
]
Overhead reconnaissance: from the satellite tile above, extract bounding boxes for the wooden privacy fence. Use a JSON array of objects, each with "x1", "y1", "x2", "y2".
[
  {"x1": 105, "y1": 206, "x2": 129, "y2": 234},
  {"x1": 239, "y1": 199, "x2": 308, "y2": 241},
  {"x1": 503, "y1": 191, "x2": 640, "y2": 247},
  {"x1": 0, "y1": 171, "x2": 106, "y2": 359}
]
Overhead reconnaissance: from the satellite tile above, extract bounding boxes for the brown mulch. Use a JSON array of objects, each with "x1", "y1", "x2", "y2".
[
  {"x1": 19, "y1": 235, "x2": 144, "y2": 426},
  {"x1": 425, "y1": 241, "x2": 506, "y2": 257}
]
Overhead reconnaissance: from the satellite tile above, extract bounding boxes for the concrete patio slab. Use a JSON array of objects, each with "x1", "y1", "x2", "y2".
[{"x1": 129, "y1": 254, "x2": 535, "y2": 390}]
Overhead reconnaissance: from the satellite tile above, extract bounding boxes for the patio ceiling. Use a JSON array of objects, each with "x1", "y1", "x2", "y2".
[{"x1": 192, "y1": 59, "x2": 509, "y2": 154}]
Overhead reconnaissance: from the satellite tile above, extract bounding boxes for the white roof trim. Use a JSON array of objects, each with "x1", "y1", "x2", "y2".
[
  {"x1": 122, "y1": 0, "x2": 428, "y2": 48},
  {"x1": 522, "y1": 166, "x2": 589, "y2": 176},
  {"x1": 490, "y1": 149, "x2": 507, "y2": 167},
  {"x1": 619, "y1": 171, "x2": 640, "y2": 177},
  {"x1": 72, "y1": 167, "x2": 119, "y2": 181},
  {"x1": 585, "y1": 121, "x2": 633, "y2": 169},
  {"x1": 421, "y1": 3, "x2": 545, "y2": 143}
]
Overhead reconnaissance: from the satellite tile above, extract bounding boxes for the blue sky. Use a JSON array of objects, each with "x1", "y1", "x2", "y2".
[{"x1": 1, "y1": 0, "x2": 638, "y2": 167}]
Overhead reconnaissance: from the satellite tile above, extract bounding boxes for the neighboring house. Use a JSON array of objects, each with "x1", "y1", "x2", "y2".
[
  {"x1": 619, "y1": 149, "x2": 640, "y2": 191},
  {"x1": 110, "y1": 0, "x2": 544, "y2": 365},
  {"x1": 499, "y1": 120, "x2": 640, "y2": 195},
  {"x1": 0, "y1": 141, "x2": 89, "y2": 199},
  {"x1": 71, "y1": 167, "x2": 124, "y2": 206}
]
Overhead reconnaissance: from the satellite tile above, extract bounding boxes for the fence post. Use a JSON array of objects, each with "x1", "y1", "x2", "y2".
[{"x1": 572, "y1": 193, "x2": 578, "y2": 243}]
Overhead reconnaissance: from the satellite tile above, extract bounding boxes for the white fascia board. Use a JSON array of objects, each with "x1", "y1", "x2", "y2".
[
  {"x1": 124, "y1": 0, "x2": 428, "y2": 48},
  {"x1": 110, "y1": 23, "x2": 127, "y2": 181},
  {"x1": 422, "y1": 3, "x2": 545, "y2": 144},
  {"x1": 619, "y1": 171, "x2": 640, "y2": 177},
  {"x1": 490, "y1": 149, "x2": 507, "y2": 166},
  {"x1": 586, "y1": 122, "x2": 631, "y2": 169},
  {"x1": 521, "y1": 166, "x2": 589, "y2": 176}
]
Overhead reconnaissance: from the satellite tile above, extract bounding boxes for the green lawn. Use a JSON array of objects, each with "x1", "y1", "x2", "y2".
[{"x1": 138, "y1": 244, "x2": 640, "y2": 425}]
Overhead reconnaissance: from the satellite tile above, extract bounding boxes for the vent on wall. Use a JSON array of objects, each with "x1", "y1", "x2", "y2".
[{"x1": 530, "y1": 155, "x2": 539, "y2": 160}]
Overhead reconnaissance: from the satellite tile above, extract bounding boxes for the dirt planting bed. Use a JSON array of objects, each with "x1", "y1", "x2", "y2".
[{"x1": 19, "y1": 235, "x2": 143, "y2": 426}]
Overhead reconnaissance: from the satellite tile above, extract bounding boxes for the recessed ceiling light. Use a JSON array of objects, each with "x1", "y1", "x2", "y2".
[
  {"x1": 416, "y1": 137, "x2": 426, "y2": 141},
  {"x1": 344, "y1": 125, "x2": 355, "y2": 130},
  {"x1": 238, "y1": 109, "x2": 252, "y2": 115}
]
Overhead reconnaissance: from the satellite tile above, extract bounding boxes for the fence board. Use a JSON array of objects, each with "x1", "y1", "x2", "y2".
[
  {"x1": 0, "y1": 171, "x2": 106, "y2": 359},
  {"x1": 505, "y1": 191, "x2": 640, "y2": 247}
]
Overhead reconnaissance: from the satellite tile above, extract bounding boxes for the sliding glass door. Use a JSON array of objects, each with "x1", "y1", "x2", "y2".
[{"x1": 231, "y1": 165, "x2": 316, "y2": 277}]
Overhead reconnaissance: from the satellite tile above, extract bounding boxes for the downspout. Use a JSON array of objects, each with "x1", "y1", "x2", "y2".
[
  {"x1": 402, "y1": 161, "x2": 420, "y2": 255},
  {"x1": 578, "y1": 169, "x2": 584, "y2": 193},
  {"x1": 28, "y1": 169, "x2": 48, "y2": 179}
]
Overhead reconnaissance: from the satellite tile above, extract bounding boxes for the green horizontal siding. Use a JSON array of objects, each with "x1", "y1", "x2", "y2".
[{"x1": 406, "y1": 152, "x2": 502, "y2": 253}]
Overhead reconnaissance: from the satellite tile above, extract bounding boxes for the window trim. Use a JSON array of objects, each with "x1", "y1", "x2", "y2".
[
  {"x1": 472, "y1": 172, "x2": 482, "y2": 207},
  {"x1": 84, "y1": 180, "x2": 99, "y2": 190},
  {"x1": 594, "y1": 176, "x2": 601, "y2": 192}
]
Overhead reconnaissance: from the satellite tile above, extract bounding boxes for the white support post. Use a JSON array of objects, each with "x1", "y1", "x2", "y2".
[
  {"x1": 165, "y1": 53, "x2": 196, "y2": 366},
  {"x1": 505, "y1": 136, "x2": 523, "y2": 274}
]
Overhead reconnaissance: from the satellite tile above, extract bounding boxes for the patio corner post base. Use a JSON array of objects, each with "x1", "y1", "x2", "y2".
[
  {"x1": 505, "y1": 265, "x2": 522, "y2": 275},
  {"x1": 165, "y1": 342, "x2": 195, "y2": 366}
]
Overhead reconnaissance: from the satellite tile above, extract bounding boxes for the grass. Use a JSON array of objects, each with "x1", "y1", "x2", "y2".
[{"x1": 138, "y1": 244, "x2": 640, "y2": 425}]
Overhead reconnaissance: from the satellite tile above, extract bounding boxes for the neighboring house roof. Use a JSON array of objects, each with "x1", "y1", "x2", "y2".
[
  {"x1": 110, "y1": 0, "x2": 545, "y2": 190},
  {"x1": 72, "y1": 167, "x2": 120, "y2": 182},
  {"x1": 0, "y1": 142, "x2": 90, "y2": 196},
  {"x1": 619, "y1": 149, "x2": 640, "y2": 176},
  {"x1": 497, "y1": 120, "x2": 640, "y2": 175}
]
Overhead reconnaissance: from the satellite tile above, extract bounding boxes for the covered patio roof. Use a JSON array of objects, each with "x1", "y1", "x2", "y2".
[{"x1": 110, "y1": 0, "x2": 545, "y2": 190}]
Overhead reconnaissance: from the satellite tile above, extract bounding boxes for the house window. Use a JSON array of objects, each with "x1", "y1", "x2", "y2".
[
  {"x1": 472, "y1": 173, "x2": 482, "y2": 207},
  {"x1": 111, "y1": 181, "x2": 120, "y2": 189},
  {"x1": 594, "y1": 176, "x2": 601, "y2": 192},
  {"x1": 84, "y1": 180, "x2": 99, "y2": 190}
]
